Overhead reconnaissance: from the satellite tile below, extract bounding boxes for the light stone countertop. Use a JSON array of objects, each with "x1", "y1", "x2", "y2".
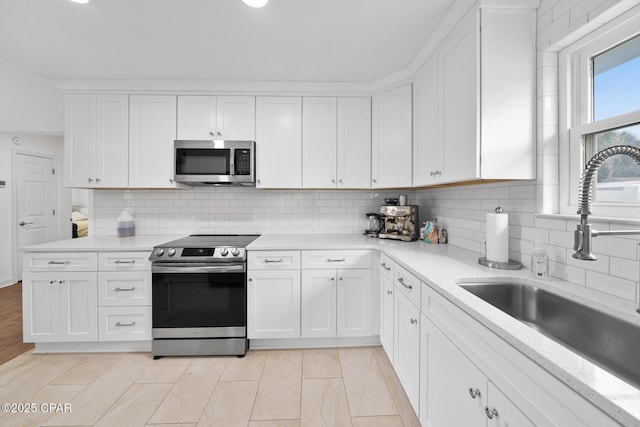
[
  {"x1": 22, "y1": 235, "x2": 185, "y2": 252},
  {"x1": 249, "y1": 234, "x2": 640, "y2": 427},
  {"x1": 23, "y1": 233, "x2": 640, "y2": 425}
]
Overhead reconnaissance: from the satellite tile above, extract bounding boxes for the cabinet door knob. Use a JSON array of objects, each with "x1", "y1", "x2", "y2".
[
  {"x1": 169, "y1": 178, "x2": 175, "y2": 184},
  {"x1": 332, "y1": 179, "x2": 336, "y2": 183},
  {"x1": 248, "y1": 278, "x2": 253, "y2": 281},
  {"x1": 209, "y1": 131, "x2": 215, "y2": 136},
  {"x1": 338, "y1": 179, "x2": 343, "y2": 184},
  {"x1": 484, "y1": 407, "x2": 498, "y2": 420},
  {"x1": 386, "y1": 290, "x2": 393, "y2": 295},
  {"x1": 88, "y1": 178, "x2": 94, "y2": 183},
  {"x1": 49, "y1": 280, "x2": 56, "y2": 284},
  {"x1": 58, "y1": 280, "x2": 65, "y2": 284},
  {"x1": 217, "y1": 131, "x2": 222, "y2": 136},
  {"x1": 468, "y1": 387, "x2": 481, "y2": 399},
  {"x1": 410, "y1": 318, "x2": 418, "y2": 324},
  {"x1": 331, "y1": 277, "x2": 335, "y2": 281},
  {"x1": 95, "y1": 177, "x2": 101, "y2": 183},
  {"x1": 372, "y1": 179, "x2": 377, "y2": 183}
]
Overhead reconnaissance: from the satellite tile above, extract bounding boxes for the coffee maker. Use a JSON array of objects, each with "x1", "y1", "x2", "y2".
[{"x1": 378, "y1": 205, "x2": 419, "y2": 242}]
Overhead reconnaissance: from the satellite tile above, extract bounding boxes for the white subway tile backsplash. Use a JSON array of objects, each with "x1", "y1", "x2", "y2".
[
  {"x1": 592, "y1": 236, "x2": 638, "y2": 260},
  {"x1": 609, "y1": 256, "x2": 640, "y2": 282},
  {"x1": 586, "y1": 271, "x2": 637, "y2": 301}
]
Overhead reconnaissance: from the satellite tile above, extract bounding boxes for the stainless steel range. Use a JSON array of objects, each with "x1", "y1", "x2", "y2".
[{"x1": 149, "y1": 234, "x2": 260, "y2": 359}]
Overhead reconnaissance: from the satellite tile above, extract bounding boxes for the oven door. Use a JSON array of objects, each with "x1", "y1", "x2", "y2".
[{"x1": 152, "y1": 263, "x2": 246, "y2": 339}]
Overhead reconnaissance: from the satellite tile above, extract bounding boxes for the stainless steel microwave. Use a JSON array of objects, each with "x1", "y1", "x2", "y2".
[{"x1": 174, "y1": 140, "x2": 255, "y2": 186}]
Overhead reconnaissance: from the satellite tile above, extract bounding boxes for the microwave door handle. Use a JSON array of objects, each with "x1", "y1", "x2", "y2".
[{"x1": 230, "y1": 148, "x2": 235, "y2": 176}]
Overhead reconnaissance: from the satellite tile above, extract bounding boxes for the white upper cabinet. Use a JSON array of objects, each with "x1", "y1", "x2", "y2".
[
  {"x1": 177, "y1": 95, "x2": 255, "y2": 140},
  {"x1": 372, "y1": 84, "x2": 412, "y2": 188},
  {"x1": 413, "y1": 56, "x2": 440, "y2": 187},
  {"x1": 129, "y1": 95, "x2": 181, "y2": 188},
  {"x1": 414, "y1": 5, "x2": 536, "y2": 186},
  {"x1": 65, "y1": 94, "x2": 129, "y2": 188},
  {"x1": 255, "y1": 96, "x2": 302, "y2": 188},
  {"x1": 337, "y1": 97, "x2": 371, "y2": 188},
  {"x1": 302, "y1": 97, "x2": 338, "y2": 188},
  {"x1": 302, "y1": 97, "x2": 371, "y2": 189},
  {"x1": 441, "y1": 12, "x2": 478, "y2": 183}
]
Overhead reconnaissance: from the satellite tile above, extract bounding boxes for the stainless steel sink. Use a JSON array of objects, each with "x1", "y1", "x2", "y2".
[{"x1": 459, "y1": 282, "x2": 640, "y2": 389}]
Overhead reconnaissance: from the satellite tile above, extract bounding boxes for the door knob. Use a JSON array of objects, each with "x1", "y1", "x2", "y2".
[{"x1": 19, "y1": 221, "x2": 33, "y2": 226}]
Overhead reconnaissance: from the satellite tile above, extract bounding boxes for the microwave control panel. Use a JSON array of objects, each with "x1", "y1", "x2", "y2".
[{"x1": 234, "y1": 149, "x2": 251, "y2": 175}]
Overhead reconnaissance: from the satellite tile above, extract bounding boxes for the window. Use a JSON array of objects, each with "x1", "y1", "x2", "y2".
[{"x1": 561, "y1": 7, "x2": 640, "y2": 218}]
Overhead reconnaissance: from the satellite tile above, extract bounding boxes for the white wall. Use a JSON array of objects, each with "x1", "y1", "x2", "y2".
[
  {"x1": 0, "y1": 134, "x2": 68, "y2": 286},
  {"x1": 0, "y1": 63, "x2": 63, "y2": 134}
]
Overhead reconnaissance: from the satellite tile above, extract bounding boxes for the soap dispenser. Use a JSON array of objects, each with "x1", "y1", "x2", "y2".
[{"x1": 532, "y1": 245, "x2": 548, "y2": 279}]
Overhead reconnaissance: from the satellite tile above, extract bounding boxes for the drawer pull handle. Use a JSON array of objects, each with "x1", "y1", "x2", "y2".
[
  {"x1": 327, "y1": 258, "x2": 345, "y2": 262},
  {"x1": 410, "y1": 318, "x2": 418, "y2": 325},
  {"x1": 115, "y1": 286, "x2": 136, "y2": 292},
  {"x1": 264, "y1": 259, "x2": 283, "y2": 263},
  {"x1": 381, "y1": 262, "x2": 391, "y2": 271},
  {"x1": 115, "y1": 321, "x2": 136, "y2": 327},
  {"x1": 48, "y1": 260, "x2": 70, "y2": 265},
  {"x1": 484, "y1": 407, "x2": 498, "y2": 420},
  {"x1": 468, "y1": 388, "x2": 481, "y2": 399},
  {"x1": 398, "y1": 277, "x2": 413, "y2": 289},
  {"x1": 115, "y1": 260, "x2": 136, "y2": 264}
]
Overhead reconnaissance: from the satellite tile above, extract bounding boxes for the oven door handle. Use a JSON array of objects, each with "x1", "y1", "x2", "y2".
[{"x1": 152, "y1": 263, "x2": 246, "y2": 273}]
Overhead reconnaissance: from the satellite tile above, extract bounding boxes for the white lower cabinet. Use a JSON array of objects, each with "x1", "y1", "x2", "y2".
[
  {"x1": 248, "y1": 250, "x2": 375, "y2": 341},
  {"x1": 393, "y1": 289, "x2": 420, "y2": 412},
  {"x1": 421, "y1": 283, "x2": 619, "y2": 427},
  {"x1": 301, "y1": 268, "x2": 373, "y2": 338},
  {"x1": 424, "y1": 314, "x2": 536, "y2": 427},
  {"x1": 23, "y1": 271, "x2": 98, "y2": 342},
  {"x1": 23, "y1": 250, "x2": 152, "y2": 346},
  {"x1": 380, "y1": 273, "x2": 394, "y2": 362},
  {"x1": 247, "y1": 269, "x2": 301, "y2": 339},
  {"x1": 98, "y1": 306, "x2": 152, "y2": 341}
]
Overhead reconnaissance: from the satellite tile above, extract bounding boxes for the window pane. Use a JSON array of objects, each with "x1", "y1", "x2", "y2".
[
  {"x1": 593, "y1": 34, "x2": 640, "y2": 121},
  {"x1": 585, "y1": 123, "x2": 640, "y2": 204}
]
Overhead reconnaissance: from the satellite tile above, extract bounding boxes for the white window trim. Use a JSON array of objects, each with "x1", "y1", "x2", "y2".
[{"x1": 559, "y1": 4, "x2": 640, "y2": 220}]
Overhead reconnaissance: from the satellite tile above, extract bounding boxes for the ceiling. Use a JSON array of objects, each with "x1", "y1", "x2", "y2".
[{"x1": 0, "y1": 0, "x2": 456, "y2": 83}]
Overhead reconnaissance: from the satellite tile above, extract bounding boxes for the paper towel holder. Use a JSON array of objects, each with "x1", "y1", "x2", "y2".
[{"x1": 479, "y1": 207, "x2": 522, "y2": 270}]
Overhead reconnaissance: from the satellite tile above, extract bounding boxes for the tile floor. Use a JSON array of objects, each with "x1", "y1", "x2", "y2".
[{"x1": 0, "y1": 346, "x2": 420, "y2": 427}]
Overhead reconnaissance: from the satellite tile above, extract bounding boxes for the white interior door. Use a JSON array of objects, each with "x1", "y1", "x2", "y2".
[{"x1": 16, "y1": 153, "x2": 58, "y2": 277}]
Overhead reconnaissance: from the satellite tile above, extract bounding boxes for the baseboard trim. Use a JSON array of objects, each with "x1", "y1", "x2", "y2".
[
  {"x1": 33, "y1": 341, "x2": 151, "y2": 353},
  {"x1": 249, "y1": 336, "x2": 381, "y2": 350}
]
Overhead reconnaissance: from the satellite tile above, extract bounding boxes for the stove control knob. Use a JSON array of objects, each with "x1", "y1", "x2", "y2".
[
  {"x1": 220, "y1": 248, "x2": 229, "y2": 257},
  {"x1": 231, "y1": 248, "x2": 240, "y2": 257},
  {"x1": 167, "y1": 248, "x2": 176, "y2": 257},
  {"x1": 155, "y1": 248, "x2": 165, "y2": 257}
]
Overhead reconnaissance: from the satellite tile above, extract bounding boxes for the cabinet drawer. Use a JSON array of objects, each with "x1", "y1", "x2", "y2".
[
  {"x1": 248, "y1": 251, "x2": 300, "y2": 269},
  {"x1": 395, "y1": 264, "x2": 421, "y2": 308},
  {"x1": 98, "y1": 271, "x2": 151, "y2": 306},
  {"x1": 301, "y1": 250, "x2": 372, "y2": 269},
  {"x1": 98, "y1": 252, "x2": 151, "y2": 271},
  {"x1": 98, "y1": 306, "x2": 151, "y2": 341},
  {"x1": 23, "y1": 252, "x2": 97, "y2": 272},
  {"x1": 379, "y1": 253, "x2": 394, "y2": 280}
]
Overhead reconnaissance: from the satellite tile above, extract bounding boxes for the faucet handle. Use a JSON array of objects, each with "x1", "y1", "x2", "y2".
[{"x1": 573, "y1": 225, "x2": 582, "y2": 251}]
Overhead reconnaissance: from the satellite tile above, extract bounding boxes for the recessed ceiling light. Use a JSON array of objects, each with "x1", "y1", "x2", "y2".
[
  {"x1": 70, "y1": 0, "x2": 90, "y2": 4},
  {"x1": 242, "y1": 0, "x2": 268, "y2": 8}
]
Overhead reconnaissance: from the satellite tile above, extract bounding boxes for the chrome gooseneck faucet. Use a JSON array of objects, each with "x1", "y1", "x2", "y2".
[{"x1": 573, "y1": 145, "x2": 640, "y2": 260}]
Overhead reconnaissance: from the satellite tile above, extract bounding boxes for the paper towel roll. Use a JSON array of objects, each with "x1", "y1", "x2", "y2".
[{"x1": 486, "y1": 212, "x2": 509, "y2": 262}]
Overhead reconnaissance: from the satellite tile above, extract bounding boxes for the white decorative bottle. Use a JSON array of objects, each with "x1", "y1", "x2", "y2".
[{"x1": 117, "y1": 208, "x2": 135, "y2": 237}]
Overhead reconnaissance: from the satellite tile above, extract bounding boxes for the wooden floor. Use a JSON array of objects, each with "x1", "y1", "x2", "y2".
[{"x1": 0, "y1": 282, "x2": 34, "y2": 365}]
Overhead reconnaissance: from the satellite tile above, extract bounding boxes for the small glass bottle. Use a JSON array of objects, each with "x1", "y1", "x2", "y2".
[{"x1": 531, "y1": 246, "x2": 548, "y2": 279}]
